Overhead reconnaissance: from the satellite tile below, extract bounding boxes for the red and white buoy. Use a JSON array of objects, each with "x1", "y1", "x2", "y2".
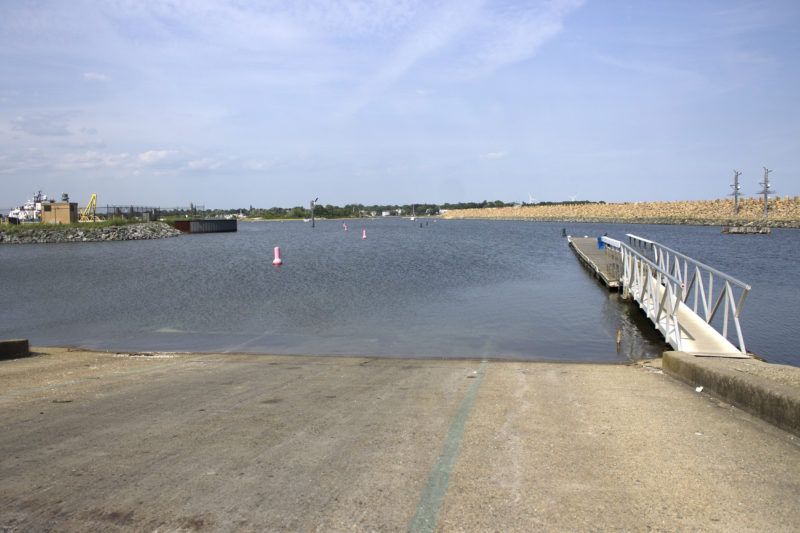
[
  {"x1": 362, "y1": 229, "x2": 367, "y2": 240},
  {"x1": 273, "y1": 246, "x2": 282, "y2": 265},
  {"x1": 343, "y1": 223, "x2": 348, "y2": 231}
]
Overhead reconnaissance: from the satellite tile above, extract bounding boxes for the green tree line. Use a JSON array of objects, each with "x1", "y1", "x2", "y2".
[{"x1": 158, "y1": 199, "x2": 603, "y2": 220}]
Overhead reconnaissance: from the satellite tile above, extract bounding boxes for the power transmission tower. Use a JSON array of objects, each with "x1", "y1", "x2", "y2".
[
  {"x1": 730, "y1": 170, "x2": 742, "y2": 216},
  {"x1": 757, "y1": 167, "x2": 774, "y2": 217}
]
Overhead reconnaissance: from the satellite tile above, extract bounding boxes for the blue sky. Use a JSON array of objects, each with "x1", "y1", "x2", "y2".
[{"x1": 1, "y1": 1, "x2": 798, "y2": 209}]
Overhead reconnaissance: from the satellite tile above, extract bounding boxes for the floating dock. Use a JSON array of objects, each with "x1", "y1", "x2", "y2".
[
  {"x1": 568, "y1": 236, "x2": 621, "y2": 289},
  {"x1": 722, "y1": 226, "x2": 770, "y2": 234},
  {"x1": 172, "y1": 219, "x2": 237, "y2": 233}
]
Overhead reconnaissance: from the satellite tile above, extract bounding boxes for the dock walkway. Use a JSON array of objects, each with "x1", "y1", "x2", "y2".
[
  {"x1": 653, "y1": 282, "x2": 743, "y2": 356},
  {"x1": 568, "y1": 236, "x2": 620, "y2": 288}
]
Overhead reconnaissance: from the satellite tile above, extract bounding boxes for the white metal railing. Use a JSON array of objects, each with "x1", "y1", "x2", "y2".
[
  {"x1": 602, "y1": 236, "x2": 686, "y2": 351},
  {"x1": 605, "y1": 234, "x2": 751, "y2": 354}
]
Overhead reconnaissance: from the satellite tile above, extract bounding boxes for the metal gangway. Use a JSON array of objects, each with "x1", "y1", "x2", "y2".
[{"x1": 601, "y1": 234, "x2": 751, "y2": 357}]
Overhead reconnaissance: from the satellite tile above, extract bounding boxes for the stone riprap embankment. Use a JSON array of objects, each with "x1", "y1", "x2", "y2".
[
  {"x1": 441, "y1": 197, "x2": 800, "y2": 227},
  {"x1": 0, "y1": 222, "x2": 182, "y2": 244}
]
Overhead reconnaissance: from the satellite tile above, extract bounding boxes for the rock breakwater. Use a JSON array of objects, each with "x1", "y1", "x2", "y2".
[
  {"x1": 0, "y1": 222, "x2": 183, "y2": 244},
  {"x1": 441, "y1": 197, "x2": 800, "y2": 227}
]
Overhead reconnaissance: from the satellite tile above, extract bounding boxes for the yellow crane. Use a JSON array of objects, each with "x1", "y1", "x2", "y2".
[{"x1": 79, "y1": 194, "x2": 100, "y2": 222}]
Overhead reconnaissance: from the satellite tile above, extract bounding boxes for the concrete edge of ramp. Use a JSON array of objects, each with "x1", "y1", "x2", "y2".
[
  {"x1": 0, "y1": 339, "x2": 30, "y2": 361},
  {"x1": 663, "y1": 351, "x2": 800, "y2": 437}
]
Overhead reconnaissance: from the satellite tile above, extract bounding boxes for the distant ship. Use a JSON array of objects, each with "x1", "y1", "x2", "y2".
[{"x1": 7, "y1": 191, "x2": 47, "y2": 224}]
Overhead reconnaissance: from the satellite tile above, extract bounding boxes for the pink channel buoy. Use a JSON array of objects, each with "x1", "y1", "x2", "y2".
[
  {"x1": 362, "y1": 229, "x2": 367, "y2": 240},
  {"x1": 273, "y1": 246, "x2": 283, "y2": 265},
  {"x1": 343, "y1": 223, "x2": 348, "y2": 231}
]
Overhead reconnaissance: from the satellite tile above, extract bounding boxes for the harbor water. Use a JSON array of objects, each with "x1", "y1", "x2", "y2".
[{"x1": 1, "y1": 219, "x2": 798, "y2": 366}]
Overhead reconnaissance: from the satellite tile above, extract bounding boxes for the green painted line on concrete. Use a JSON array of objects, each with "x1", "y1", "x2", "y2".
[
  {"x1": 0, "y1": 377, "x2": 101, "y2": 400},
  {"x1": 408, "y1": 359, "x2": 488, "y2": 533},
  {"x1": 0, "y1": 355, "x2": 210, "y2": 401}
]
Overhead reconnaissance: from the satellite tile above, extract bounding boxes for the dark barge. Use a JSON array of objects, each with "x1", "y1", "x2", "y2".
[{"x1": 172, "y1": 219, "x2": 237, "y2": 233}]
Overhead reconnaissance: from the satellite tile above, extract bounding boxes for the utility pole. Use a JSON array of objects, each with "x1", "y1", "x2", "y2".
[
  {"x1": 310, "y1": 197, "x2": 318, "y2": 228},
  {"x1": 757, "y1": 167, "x2": 774, "y2": 218},
  {"x1": 730, "y1": 170, "x2": 742, "y2": 216}
]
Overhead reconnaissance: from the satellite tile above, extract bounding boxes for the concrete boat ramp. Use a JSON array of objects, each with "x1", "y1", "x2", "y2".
[{"x1": 1, "y1": 348, "x2": 799, "y2": 532}]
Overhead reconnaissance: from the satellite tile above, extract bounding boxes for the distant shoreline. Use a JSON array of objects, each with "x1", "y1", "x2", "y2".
[
  {"x1": 440, "y1": 197, "x2": 800, "y2": 228},
  {"x1": 438, "y1": 215, "x2": 800, "y2": 228}
]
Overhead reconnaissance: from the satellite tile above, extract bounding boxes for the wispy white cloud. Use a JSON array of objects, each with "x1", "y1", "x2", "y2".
[
  {"x1": 481, "y1": 151, "x2": 508, "y2": 159},
  {"x1": 5, "y1": 1, "x2": 585, "y2": 120},
  {"x1": 58, "y1": 150, "x2": 130, "y2": 169},
  {"x1": 464, "y1": 0, "x2": 586, "y2": 77},
  {"x1": 726, "y1": 50, "x2": 778, "y2": 66},
  {"x1": 242, "y1": 158, "x2": 278, "y2": 171},
  {"x1": 594, "y1": 53, "x2": 706, "y2": 86},
  {"x1": 336, "y1": 0, "x2": 584, "y2": 116},
  {"x1": 0, "y1": 148, "x2": 51, "y2": 174},
  {"x1": 11, "y1": 112, "x2": 73, "y2": 136},
  {"x1": 83, "y1": 72, "x2": 110, "y2": 82},
  {"x1": 138, "y1": 150, "x2": 178, "y2": 164},
  {"x1": 187, "y1": 157, "x2": 225, "y2": 170},
  {"x1": 336, "y1": 0, "x2": 486, "y2": 117},
  {"x1": 0, "y1": 90, "x2": 20, "y2": 104},
  {"x1": 710, "y1": 3, "x2": 792, "y2": 35}
]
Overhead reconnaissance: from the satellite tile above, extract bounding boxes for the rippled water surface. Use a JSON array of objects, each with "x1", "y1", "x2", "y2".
[{"x1": 2, "y1": 219, "x2": 797, "y2": 365}]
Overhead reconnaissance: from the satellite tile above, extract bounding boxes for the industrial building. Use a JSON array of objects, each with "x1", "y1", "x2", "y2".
[{"x1": 41, "y1": 202, "x2": 79, "y2": 224}]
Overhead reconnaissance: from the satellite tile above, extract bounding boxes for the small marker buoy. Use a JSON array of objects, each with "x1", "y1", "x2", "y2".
[
  {"x1": 343, "y1": 223, "x2": 348, "y2": 231},
  {"x1": 362, "y1": 229, "x2": 367, "y2": 240},
  {"x1": 273, "y1": 246, "x2": 282, "y2": 265}
]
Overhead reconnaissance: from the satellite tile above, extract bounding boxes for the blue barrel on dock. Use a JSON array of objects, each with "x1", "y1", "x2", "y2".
[{"x1": 597, "y1": 236, "x2": 605, "y2": 249}]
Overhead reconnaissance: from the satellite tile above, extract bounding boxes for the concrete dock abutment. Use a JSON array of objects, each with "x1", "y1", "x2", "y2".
[{"x1": 663, "y1": 351, "x2": 800, "y2": 437}]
